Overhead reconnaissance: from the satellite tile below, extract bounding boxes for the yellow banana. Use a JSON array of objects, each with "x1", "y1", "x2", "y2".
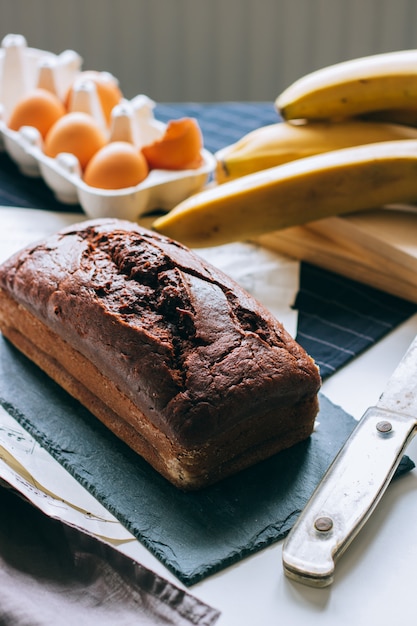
[
  {"x1": 215, "y1": 119, "x2": 417, "y2": 183},
  {"x1": 153, "y1": 139, "x2": 417, "y2": 248},
  {"x1": 276, "y1": 49, "x2": 417, "y2": 122}
]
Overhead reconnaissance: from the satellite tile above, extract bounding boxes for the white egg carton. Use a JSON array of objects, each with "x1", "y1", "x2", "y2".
[{"x1": 0, "y1": 34, "x2": 215, "y2": 220}]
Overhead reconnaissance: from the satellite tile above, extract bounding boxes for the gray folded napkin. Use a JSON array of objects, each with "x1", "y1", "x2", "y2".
[{"x1": 0, "y1": 484, "x2": 220, "y2": 626}]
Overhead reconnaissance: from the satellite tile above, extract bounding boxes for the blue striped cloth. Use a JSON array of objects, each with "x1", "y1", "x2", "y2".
[
  {"x1": 295, "y1": 263, "x2": 417, "y2": 379},
  {"x1": 1, "y1": 102, "x2": 416, "y2": 379}
]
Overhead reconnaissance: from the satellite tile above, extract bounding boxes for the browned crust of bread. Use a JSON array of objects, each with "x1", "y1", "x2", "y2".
[{"x1": 0, "y1": 288, "x2": 318, "y2": 490}]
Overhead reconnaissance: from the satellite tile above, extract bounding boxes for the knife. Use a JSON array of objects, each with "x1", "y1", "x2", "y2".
[{"x1": 282, "y1": 334, "x2": 417, "y2": 587}]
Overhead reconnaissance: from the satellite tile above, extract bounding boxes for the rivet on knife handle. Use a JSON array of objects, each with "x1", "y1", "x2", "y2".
[{"x1": 282, "y1": 406, "x2": 417, "y2": 587}]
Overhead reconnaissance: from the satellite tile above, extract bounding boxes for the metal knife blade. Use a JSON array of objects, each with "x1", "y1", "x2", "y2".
[{"x1": 282, "y1": 335, "x2": 417, "y2": 587}]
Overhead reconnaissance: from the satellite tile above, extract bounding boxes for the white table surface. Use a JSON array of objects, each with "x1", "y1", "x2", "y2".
[
  {"x1": 118, "y1": 311, "x2": 417, "y2": 626},
  {"x1": 2, "y1": 207, "x2": 417, "y2": 625}
]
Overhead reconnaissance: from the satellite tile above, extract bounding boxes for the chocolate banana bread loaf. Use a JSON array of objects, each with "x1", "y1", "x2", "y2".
[{"x1": 0, "y1": 218, "x2": 321, "y2": 489}]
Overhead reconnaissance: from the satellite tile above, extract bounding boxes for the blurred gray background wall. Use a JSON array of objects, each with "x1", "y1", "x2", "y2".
[{"x1": 1, "y1": 0, "x2": 417, "y2": 103}]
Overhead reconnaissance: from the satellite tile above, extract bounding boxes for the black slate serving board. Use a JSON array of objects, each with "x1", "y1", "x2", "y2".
[{"x1": 0, "y1": 335, "x2": 413, "y2": 586}]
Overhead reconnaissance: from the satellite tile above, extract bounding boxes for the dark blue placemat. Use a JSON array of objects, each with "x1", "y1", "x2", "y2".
[
  {"x1": 0, "y1": 151, "x2": 82, "y2": 212},
  {"x1": 155, "y1": 102, "x2": 280, "y2": 154},
  {"x1": 295, "y1": 263, "x2": 417, "y2": 380}
]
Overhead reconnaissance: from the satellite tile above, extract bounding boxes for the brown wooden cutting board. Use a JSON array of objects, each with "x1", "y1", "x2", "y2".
[{"x1": 256, "y1": 206, "x2": 417, "y2": 304}]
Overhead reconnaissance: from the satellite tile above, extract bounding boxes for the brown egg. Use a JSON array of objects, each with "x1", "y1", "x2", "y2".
[
  {"x1": 84, "y1": 141, "x2": 149, "y2": 189},
  {"x1": 44, "y1": 112, "x2": 107, "y2": 169},
  {"x1": 66, "y1": 71, "x2": 123, "y2": 124},
  {"x1": 8, "y1": 88, "x2": 66, "y2": 139}
]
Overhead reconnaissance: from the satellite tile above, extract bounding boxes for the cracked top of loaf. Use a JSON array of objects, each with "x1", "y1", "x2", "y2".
[{"x1": 0, "y1": 218, "x2": 321, "y2": 446}]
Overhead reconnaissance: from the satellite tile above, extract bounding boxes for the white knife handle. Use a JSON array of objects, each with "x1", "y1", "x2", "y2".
[{"x1": 282, "y1": 407, "x2": 417, "y2": 587}]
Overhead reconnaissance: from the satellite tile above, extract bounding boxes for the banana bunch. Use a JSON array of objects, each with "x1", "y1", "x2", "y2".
[
  {"x1": 153, "y1": 50, "x2": 417, "y2": 247},
  {"x1": 215, "y1": 119, "x2": 417, "y2": 183}
]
